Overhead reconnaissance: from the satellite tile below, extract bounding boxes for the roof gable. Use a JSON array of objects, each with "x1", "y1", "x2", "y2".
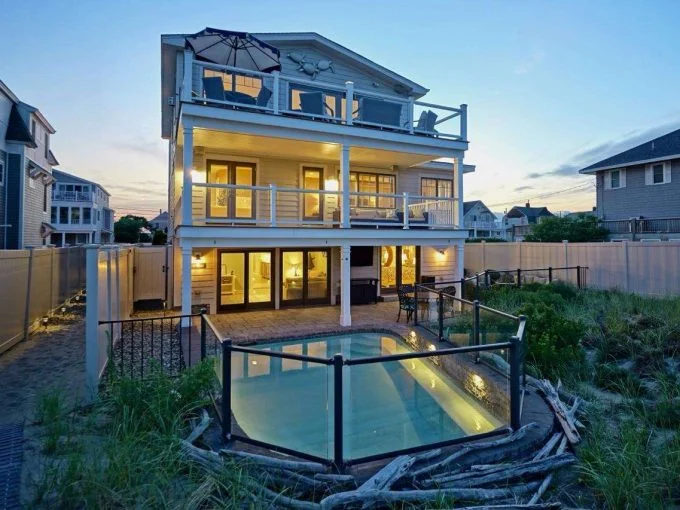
[
  {"x1": 463, "y1": 200, "x2": 493, "y2": 217},
  {"x1": 580, "y1": 128, "x2": 680, "y2": 174}
]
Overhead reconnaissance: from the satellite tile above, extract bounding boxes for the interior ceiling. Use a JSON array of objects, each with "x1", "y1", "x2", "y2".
[{"x1": 187, "y1": 128, "x2": 438, "y2": 168}]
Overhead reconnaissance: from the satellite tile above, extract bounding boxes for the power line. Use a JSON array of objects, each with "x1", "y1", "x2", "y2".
[{"x1": 485, "y1": 182, "x2": 593, "y2": 209}]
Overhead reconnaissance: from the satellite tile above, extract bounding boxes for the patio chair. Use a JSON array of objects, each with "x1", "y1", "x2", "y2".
[
  {"x1": 202, "y1": 77, "x2": 226, "y2": 101},
  {"x1": 415, "y1": 110, "x2": 438, "y2": 134},
  {"x1": 397, "y1": 284, "x2": 416, "y2": 323},
  {"x1": 299, "y1": 91, "x2": 334, "y2": 117},
  {"x1": 255, "y1": 85, "x2": 273, "y2": 108},
  {"x1": 358, "y1": 97, "x2": 402, "y2": 127}
]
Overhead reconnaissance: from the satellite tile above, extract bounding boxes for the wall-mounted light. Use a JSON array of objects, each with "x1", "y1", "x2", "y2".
[
  {"x1": 435, "y1": 246, "x2": 448, "y2": 261},
  {"x1": 191, "y1": 169, "x2": 206, "y2": 183},
  {"x1": 324, "y1": 178, "x2": 339, "y2": 192},
  {"x1": 191, "y1": 253, "x2": 206, "y2": 269},
  {"x1": 42, "y1": 316, "x2": 49, "y2": 328}
]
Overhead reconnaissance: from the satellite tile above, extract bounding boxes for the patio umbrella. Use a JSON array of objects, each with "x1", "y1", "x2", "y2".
[{"x1": 186, "y1": 27, "x2": 281, "y2": 72}]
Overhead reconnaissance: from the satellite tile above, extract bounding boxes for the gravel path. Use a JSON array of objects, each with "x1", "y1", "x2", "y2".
[{"x1": 0, "y1": 303, "x2": 87, "y2": 426}]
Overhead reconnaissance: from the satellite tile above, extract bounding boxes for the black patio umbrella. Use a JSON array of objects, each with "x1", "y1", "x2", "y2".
[{"x1": 186, "y1": 27, "x2": 281, "y2": 72}]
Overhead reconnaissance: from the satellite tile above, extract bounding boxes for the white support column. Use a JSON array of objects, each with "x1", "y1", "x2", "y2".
[
  {"x1": 454, "y1": 155, "x2": 464, "y2": 228},
  {"x1": 181, "y1": 246, "x2": 192, "y2": 326},
  {"x1": 339, "y1": 245, "x2": 351, "y2": 326},
  {"x1": 182, "y1": 125, "x2": 193, "y2": 226},
  {"x1": 340, "y1": 145, "x2": 351, "y2": 229},
  {"x1": 344, "y1": 81, "x2": 354, "y2": 125}
]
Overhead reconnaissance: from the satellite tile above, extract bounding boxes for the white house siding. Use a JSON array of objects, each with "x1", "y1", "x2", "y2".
[
  {"x1": 421, "y1": 246, "x2": 458, "y2": 282},
  {"x1": 596, "y1": 159, "x2": 680, "y2": 220}
]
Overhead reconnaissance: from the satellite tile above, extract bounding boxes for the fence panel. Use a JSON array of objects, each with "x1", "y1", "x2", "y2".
[{"x1": 466, "y1": 241, "x2": 680, "y2": 296}]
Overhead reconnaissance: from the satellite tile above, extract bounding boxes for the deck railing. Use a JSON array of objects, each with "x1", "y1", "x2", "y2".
[
  {"x1": 52, "y1": 191, "x2": 92, "y2": 202},
  {"x1": 186, "y1": 59, "x2": 467, "y2": 141},
  {"x1": 202, "y1": 310, "x2": 524, "y2": 470},
  {"x1": 601, "y1": 217, "x2": 680, "y2": 238},
  {"x1": 193, "y1": 182, "x2": 459, "y2": 229}
]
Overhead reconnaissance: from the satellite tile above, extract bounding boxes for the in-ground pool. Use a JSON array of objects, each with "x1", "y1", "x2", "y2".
[{"x1": 227, "y1": 332, "x2": 504, "y2": 460}]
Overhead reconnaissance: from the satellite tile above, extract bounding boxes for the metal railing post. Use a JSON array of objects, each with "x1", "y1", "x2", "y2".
[
  {"x1": 438, "y1": 291, "x2": 444, "y2": 341},
  {"x1": 576, "y1": 265, "x2": 582, "y2": 289},
  {"x1": 548, "y1": 266, "x2": 553, "y2": 283},
  {"x1": 510, "y1": 335, "x2": 521, "y2": 430},
  {"x1": 333, "y1": 354, "x2": 344, "y2": 472},
  {"x1": 473, "y1": 300, "x2": 481, "y2": 362},
  {"x1": 413, "y1": 284, "x2": 419, "y2": 326},
  {"x1": 516, "y1": 268, "x2": 522, "y2": 288},
  {"x1": 475, "y1": 274, "x2": 480, "y2": 301},
  {"x1": 222, "y1": 340, "x2": 232, "y2": 441},
  {"x1": 200, "y1": 308, "x2": 207, "y2": 360}
]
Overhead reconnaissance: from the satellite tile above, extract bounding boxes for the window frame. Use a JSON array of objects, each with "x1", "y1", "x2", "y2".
[
  {"x1": 349, "y1": 171, "x2": 396, "y2": 209},
  {"x1": 646, "y1": 161, "x2": 671, "y2": 186},
  {"x1": 420, "y1": 177, "x2": 453, "y2": 198},
  {"x1": 605, "y1": 168, "x2": 626, "y2": 190}
]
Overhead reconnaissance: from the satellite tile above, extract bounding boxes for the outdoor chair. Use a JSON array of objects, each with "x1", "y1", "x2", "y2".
[
  {"x1": 202, "y1": 77, "x2": 226, "y2": 101},
  {"x1": 357, "y1": 97, "x2": 402, "y2": 127},
  {"x1": 397, "y1": 284, "x2": 416, "y2": 323},
  {"x1": 415, "y1": 110, "x2": 438, "y2": 134},
  {"x1": 299, "y1": 91, "x2": 334, "y2": 117},
  {"x1": 255, "y1": 85, "x2": 273, "y2": 108}
]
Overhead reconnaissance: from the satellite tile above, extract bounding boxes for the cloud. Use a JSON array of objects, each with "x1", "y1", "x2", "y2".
[
  {"x1": 113, "y1": 138, "x2": 165, "y2": 160},
  {"x1": 514, "y1": 49, "x2": 546, "y2": 75},
  {"x1": 513, "y1": 185, "x2": 534, "y2": 192},
  {"x1": 527, "y1": 119, "x2": 680, "y2": 180}
]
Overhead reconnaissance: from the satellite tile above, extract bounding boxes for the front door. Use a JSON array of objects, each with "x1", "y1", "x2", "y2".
[
  {"x1": 218, "y1": 250, "x2": 273, "y2": 310},
  {"x1": 281, "y1": 249, "x2": 330, "y2": 306},
  {"x1": 380, "y1": 246, "x2": 419, "y2": 293},
  {"x1": 207, "y1": 160, "x2": 256, "y2": 220}
]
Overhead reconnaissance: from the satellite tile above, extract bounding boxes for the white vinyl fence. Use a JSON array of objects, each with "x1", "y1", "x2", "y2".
[
  {"x1": 0, "y1": 247, "x2": 85, "y2": 354},
  {"x1": 466, "y1": 241, "x2": 680, "y2": 296},
  {"x1": 85, "y1": 246, "x2": 134, "y2": 397}
]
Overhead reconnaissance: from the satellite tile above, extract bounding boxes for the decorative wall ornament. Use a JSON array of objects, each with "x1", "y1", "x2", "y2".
[{"x1": 287, "y1": 53, "x2": 335, "y2": 80}]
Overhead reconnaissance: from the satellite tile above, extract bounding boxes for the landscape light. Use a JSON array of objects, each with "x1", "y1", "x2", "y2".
[
  {"x1": 42, "y1": 316, "x2": 49, "y2": 327},
  {"x1": 61, "y1": 306, "x2": 67, "y2": 315}
]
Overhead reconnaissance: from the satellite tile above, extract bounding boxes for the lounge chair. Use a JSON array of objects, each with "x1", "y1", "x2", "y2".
[
  {"x1": 299, "y1": 91, "x2": 334, "y2": 117},
  {"x1": 357, "y1": 97, "x2": 402, "y2": 127},
  {"x1": 202, "y1": 77, "x2": 226, "y2": 101},
  {"x1": 256, "y1": 86, "x2": 273, "y2": 107},
  {"x1": 415, "y1": 110, "x2": 438, "y2": 134}
]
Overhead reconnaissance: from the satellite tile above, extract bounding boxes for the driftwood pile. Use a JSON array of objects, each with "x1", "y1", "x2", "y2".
[{"x1": 181, "y1": 379, "x2": 583, "y2": 509}]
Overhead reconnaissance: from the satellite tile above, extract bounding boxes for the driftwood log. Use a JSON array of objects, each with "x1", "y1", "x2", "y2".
[{"x1": 532, "y1": 380, "x2": 581, "y2": 445}]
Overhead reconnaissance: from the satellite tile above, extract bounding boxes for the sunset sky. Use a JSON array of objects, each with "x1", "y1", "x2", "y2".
[{"x1": 1, "y1": 0, "x2": 679, "y2": 218}]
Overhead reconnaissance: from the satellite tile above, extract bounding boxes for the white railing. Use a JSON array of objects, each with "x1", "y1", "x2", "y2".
[
  {"x1": 465, "y1": 220, "x2": 500, "y2": 230},
  {"x1": 186, "y1": 59, "x2": 467, "y2": 141},
  {"x1": 192, "y1": 183, "x2": 459, "y2": 229},
  {"x1": 53, "y1": 191, "x2": 92, "y2": 202}
]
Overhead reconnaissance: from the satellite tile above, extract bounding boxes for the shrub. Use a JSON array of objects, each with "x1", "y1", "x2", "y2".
[
  {"x1": 518, "y1": 301, "x2": 586, "y2": 380},
  {"x1": 593, "y1": 363, "x2": 647, "y2": 398}
]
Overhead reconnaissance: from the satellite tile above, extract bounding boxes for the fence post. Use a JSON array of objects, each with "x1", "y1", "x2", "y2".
[
  {"x1": 510, "y1": 335, "x2": 521, "y2": 430},
  {"x1": 221, "y1": 340, "x2": 232, "y2": 441},
  {"x1": 475, "y1": 274, "x2": 480, "y2": 301},
  {"x1": 481, "y1": 240, "x2": 486, "y2": 270},
  {"x1": 413, "y1": 284, "x2": 418, "y2": 326},
  {"x1": 548, "y1": 266, "x2": 553, "y2": 283},
  {"x1": 576, "y1": 265, "x2": 582, "y2": 289},
  {"x1": 473, "y1": 300, "x2": 480, "y2": 362},
  {"x1": 459, "y1": 277, "x2": 465, "y2": 300},
  {"x1": 85, "y1": 247, "x2": 100, "y2": 401},
  {"x1": 333, "y1": 354, "x2": 344, "y2": 472},
  {"x1": 516, "y1": 268, "x2": 521, "y2": 288},
  {"x1": 22, "y1": 247, "x2": 35, "y2": 342},
  {"x1": 200, "y1": 308, "x2": 207, "y2": 360},
  {"x1": 438, "y1": 291, "x2": 444, "y2": 341}
]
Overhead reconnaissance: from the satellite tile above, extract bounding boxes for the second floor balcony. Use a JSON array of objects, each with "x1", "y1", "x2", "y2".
[
  {"x1": 181, "y1": 59, "x2": 467, "y2": 142},
  {"x1": 52, "y1": 190, "x2": 92, "y2": 202},
  {"x1": 186, "y1": 183, "x2": 460, "y2": 231}
]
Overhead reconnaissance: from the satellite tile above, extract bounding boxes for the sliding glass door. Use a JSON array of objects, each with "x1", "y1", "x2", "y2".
[
  {"x1": 218, "y1": 250, "x2": 273, "y2": 310},
  {"x1": 281, "y1": 249, "x2": 330, "y2": 306},
  {"x1": 380, "y1": 246, "x2": 419, "y2": 292},
  {"x1": 207, "y1": 160, "x2": 256, "y2": 220}
]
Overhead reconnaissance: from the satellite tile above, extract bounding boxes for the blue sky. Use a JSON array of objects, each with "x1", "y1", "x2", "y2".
[{"x1": 1, "y1": 0, "x2": 679, "y2": 217}]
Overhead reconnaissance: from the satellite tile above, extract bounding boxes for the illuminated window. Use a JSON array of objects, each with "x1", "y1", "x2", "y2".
[
  {"x1": 349, "y1": 172, "x2": 395, "y2": 208},
  {"x1": 421, "y1": 178, "x2": 452, "y2": 198},
  {"x1": 203, "y1": 69, "x2": 262, "y2": 97}
]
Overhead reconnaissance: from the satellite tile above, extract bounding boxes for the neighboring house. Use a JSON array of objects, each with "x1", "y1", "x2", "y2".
[
  {"x1": 161, "y1": 28, "x2": 472, "y2": 324},
  {"x1": 0, "y1": 79, "x2": 58, "y2": 249},
  {"x1": 149, "y1": 210, "x2": 169, "y2": 232},
  {"x1": 50, "y1": 169, "x2": 114, "y2": 245},
  {"x1": 503, "y1": 203, "x2": 554, "y2": 241},
  {"x1": 579, "y1": 128, "x2": 680, "y2": 221},
  {"x1": 463, "y1": 200, "x2": 505, "y2": 239}
]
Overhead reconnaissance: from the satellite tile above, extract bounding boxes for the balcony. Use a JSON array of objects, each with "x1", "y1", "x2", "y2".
[
  {"x1": 52, "y1": 191, "x2": 92, "y2": 202},
  {"x1": 464, "y1": 220, "x2": 500, "y2": 230},
  {"x1": 182, "y1": 60, "x2": 467, "y2": 142},
  {"x1": 191, "y1": 183, "x2": 459, "y2": 230}
]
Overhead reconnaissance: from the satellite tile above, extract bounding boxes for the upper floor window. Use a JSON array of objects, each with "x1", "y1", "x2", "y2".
[
  {"x1": 646, "y1": 162, "x2": 671, "y2": 186},
  {"x1": 71, "y1": 207, "x2": 80, "y2": 224},
  {"x1": 43, "y1": 184, "x2": 48, "y2": 212},
  {"x1": 51, "y1": 206, "x2": 57, "y2": 224},
  {"x1": 59, "y1": 206, "x2": 68, "y2": 223},
  {"x1": 605, "y1": 169, "x2": 625, "y2": 189},
  {"x1": 31, "y1": 120, "x2": 36, "y2": 139},
  {"x1": 44, "y1": 133, "x2": 49, "y2": 159},
  {"x1": 421, "y1": 178, "x2": 452, "y2": 198},
  {"x1": 83, "y1": 207, "x2": 91, "y2": 224},
  {"x1": 349, "y1": 171, "x2": 396, "y2": 208}
]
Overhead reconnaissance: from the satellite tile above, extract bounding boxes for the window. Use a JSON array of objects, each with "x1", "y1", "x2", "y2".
[
  {"x1": 605, "y1": 169, "x2": 625, "y2": 189},
  {"x1": 204, "y1": 69, "x2": 262, "y2": 97},
  {"x1": 59, "y1": 207, "x2": 68, "y2": 224},
  {"x1": 71, "y1": 207, "x2": 80, "y2": 224},
  {"x1": 44, "y1": 133, "x2": 49, "y2": 159},
  {"x1": 646, "y1": 162, "x2": 671, "y2": 185},
  {"x1": 83, "y1": 207, "x2": 91, "y2": 224},
  {"x1": 43, "y1": 184, "x2": 48, "y2": 212},
  {"x1": 51, "y1": 206, "x2": 57, "y2": 224},
  {"x1": 421, "y1": 178, "x2": 453, "y2": 198},
  {"x1": 97, "y1": 210, "x2": 101, "y2": 222},
  {"x1": 31, "y1": 120, "x2": 36, "y2": 139},
  {"x1": 349, "y1": 172, "x2": 396, "y2": 208}
]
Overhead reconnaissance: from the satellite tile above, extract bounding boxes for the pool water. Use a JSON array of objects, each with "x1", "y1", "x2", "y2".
[{"x1": 228, "y1": 332, "x2": 503, "y2": 460}]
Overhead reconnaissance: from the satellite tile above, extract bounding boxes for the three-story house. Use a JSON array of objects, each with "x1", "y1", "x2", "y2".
[{"x1": 161, "y1": 29, "x2": 472, "y2": 325}]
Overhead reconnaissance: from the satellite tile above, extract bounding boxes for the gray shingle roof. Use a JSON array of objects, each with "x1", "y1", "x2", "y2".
[
  {"x1": 507, "y1": 206, "x2": 554, "y2": 223},
  {"x1": 579, "y1": 128, "x2": 680, "y2": 174}
]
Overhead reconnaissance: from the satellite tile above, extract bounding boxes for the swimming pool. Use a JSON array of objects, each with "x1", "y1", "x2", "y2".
[{"x1": 227, "y1": 332, "x2": 504, "y2": 460}]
